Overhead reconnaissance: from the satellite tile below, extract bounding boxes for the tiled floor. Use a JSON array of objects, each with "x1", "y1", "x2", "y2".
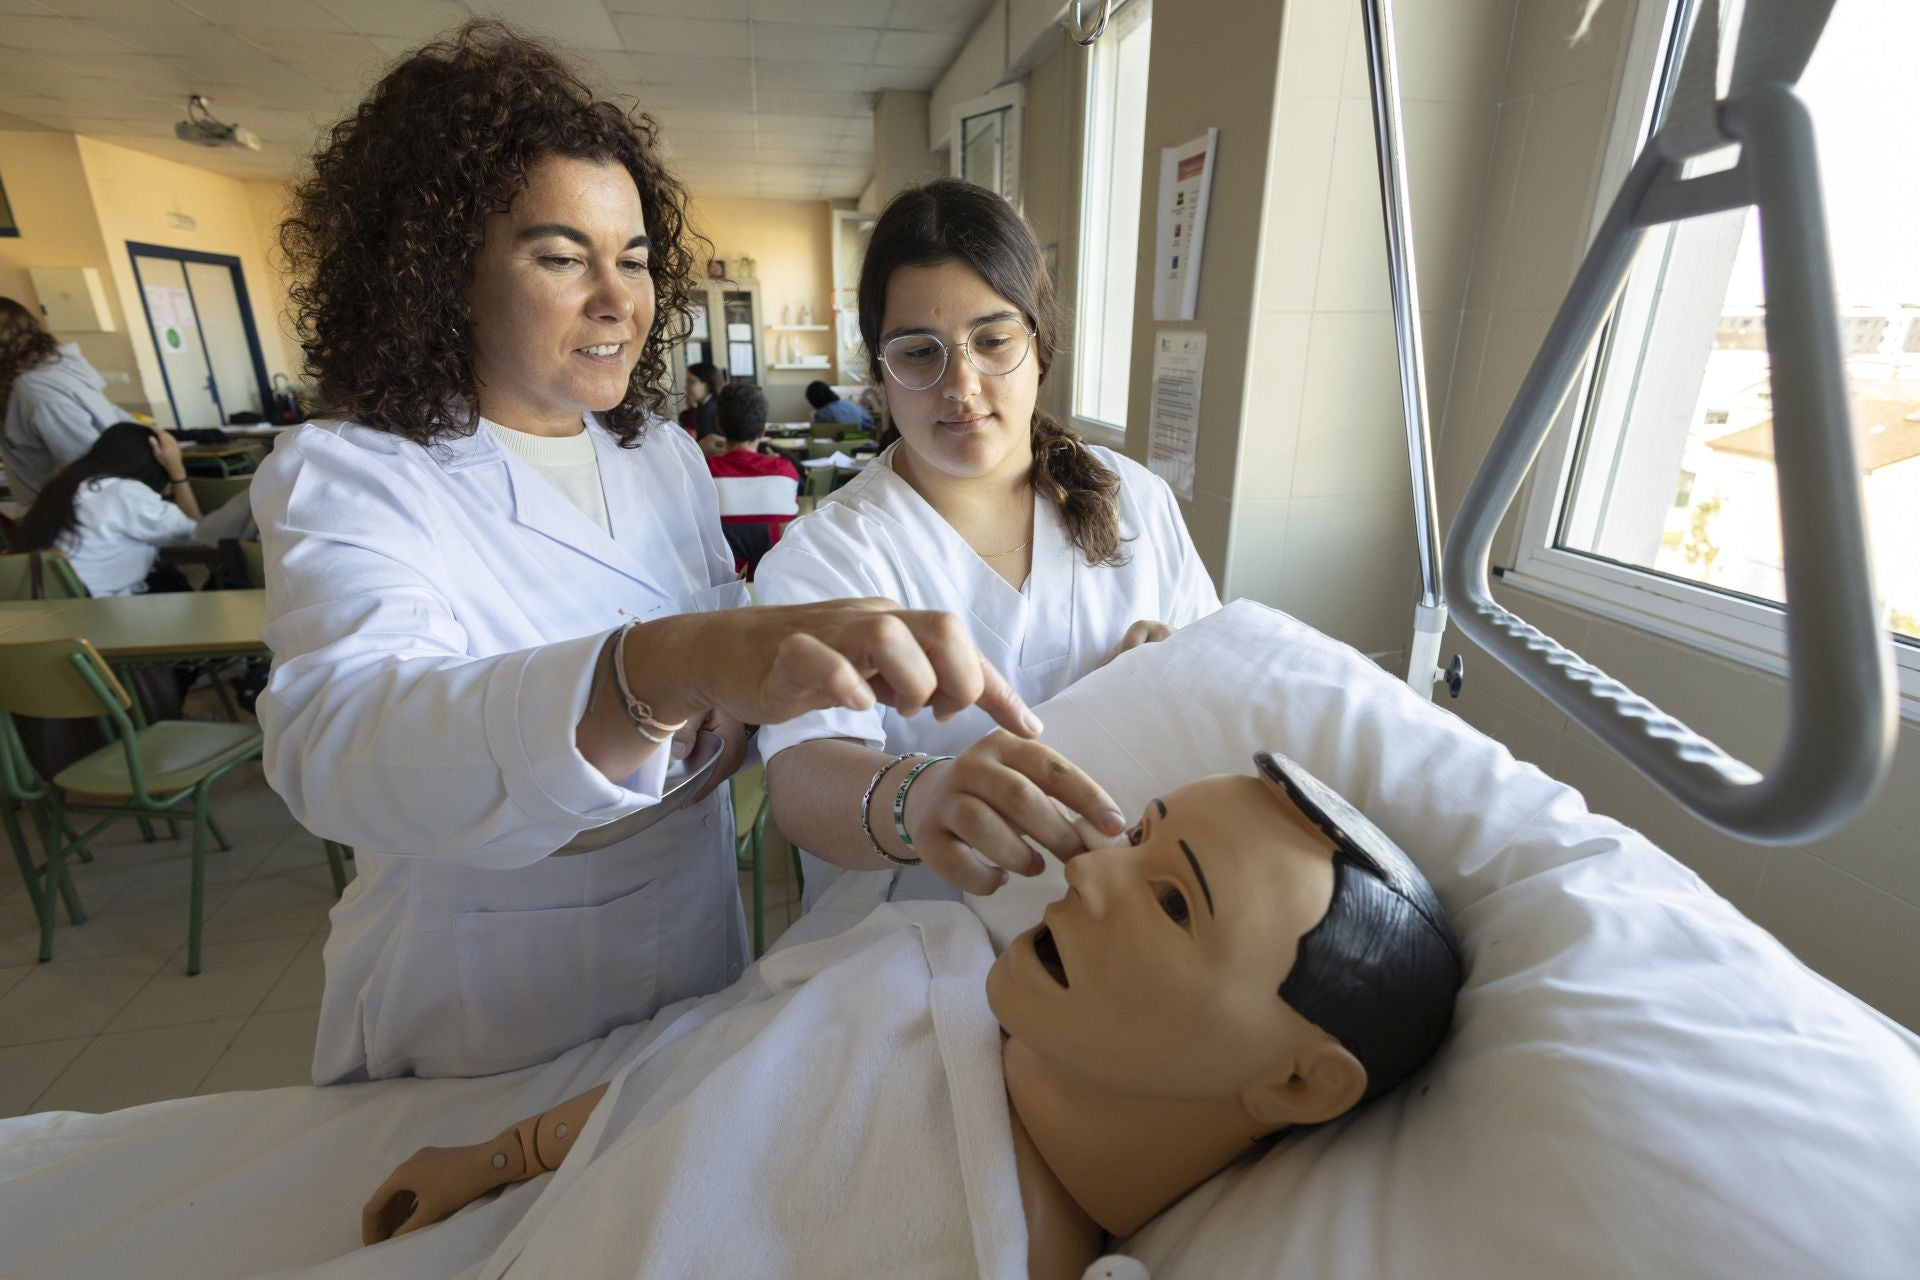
[{"x1": 0, "y1": 763, "x2": 803, "y2": 1119}]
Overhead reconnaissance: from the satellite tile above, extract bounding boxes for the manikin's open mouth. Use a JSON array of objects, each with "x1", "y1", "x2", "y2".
[{"x1": 1033, "y1": 926, "x2": 1069, "y2": 989}]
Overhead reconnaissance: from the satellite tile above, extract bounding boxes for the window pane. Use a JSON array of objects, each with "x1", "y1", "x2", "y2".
[
  {"x1": 1074, "y1": 0, "x2": 1152, "y2": 431},
  {"x1": 1558, "y1": 0, "x2": 1920, "y2": 642}
]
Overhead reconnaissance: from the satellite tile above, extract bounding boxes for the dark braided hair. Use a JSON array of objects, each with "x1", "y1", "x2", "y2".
[
  {"x1": 859, "y1": 179, "x2": 1125, "y2": 566},
  {"x1": 0, "y1": 297, "x2": 60, "y2": 415},
  {"x1": 279, "y1": 20, "x2": 703, "y2": 448}
]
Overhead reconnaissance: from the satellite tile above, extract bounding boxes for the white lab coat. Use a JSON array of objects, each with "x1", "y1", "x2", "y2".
[
  {"x1": 0, "y1": 344, "x2": 126, "y2": 504},
  {"x1": 57, "y1": 476, "x2": 198, "y2": 596},
  {"x1": 252, "y1": 415, "x2": 750, "y2": 1083},
  {"x1": 755, "y1": 441, "x2": 1220, "y2": 903}
]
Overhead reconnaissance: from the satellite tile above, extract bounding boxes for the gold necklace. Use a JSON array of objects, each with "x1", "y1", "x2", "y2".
[{"x1": 976, "y1": 536, "x2": 1032, "y2": 559}]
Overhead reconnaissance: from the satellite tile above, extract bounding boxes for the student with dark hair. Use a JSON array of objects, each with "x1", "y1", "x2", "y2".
[
  {"x1": 804, "y1": 380, "x2": 874, "y2": 432},
  {"x1": 707, "y1": 382, "x2": 800, "y2": 576},
  {"x1": 676, "y1": 360, "x2": 726, "y2": 444},
  {"x1": 707, "y1": 381, "x2": 799, "y2": 484},
  {"x1": 1, "y1": 297, "x2": 129, "y2": 504},
  {"x1": 757, "y1": 178, "x2": 1222, "y2": 908},
  {"x1": 13, "y1": 422, "x2": 203, "y2": 596}
]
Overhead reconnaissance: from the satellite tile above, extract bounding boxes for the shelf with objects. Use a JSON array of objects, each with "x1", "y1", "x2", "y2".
[{"x1": 672, "y1": 277, "x2": 766, "y2": 391}]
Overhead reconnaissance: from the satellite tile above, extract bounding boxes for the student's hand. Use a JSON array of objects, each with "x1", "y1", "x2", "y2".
[
  {"x1": 146, "y1": 426, "x2": 186, "y2": 477},
  {"x1": 697, "y1": 433, "x2": 726, "y2": 457},
  {"x1": 900, "y1": 731, "x2": 1127, "y2": 896},
  {"x1": 625, "y1": 599, "x2": 1044, "y2": 741},
  {"x1": 1099, "y1": 619, "x2": 1174, "y2": 668}
]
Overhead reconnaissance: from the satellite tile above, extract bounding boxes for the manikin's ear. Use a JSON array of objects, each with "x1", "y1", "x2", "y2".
[{"x1": 1239, "y1": 1039, "x2": 1368, "y2": 1130}]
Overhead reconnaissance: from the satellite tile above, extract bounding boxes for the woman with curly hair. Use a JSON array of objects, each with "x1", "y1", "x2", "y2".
[
  {"x1": 1, "y1": 296, "x2": 130, "y2": 504},
  {"x1": 757, "y1": 180, "x2": 1219, "y2": 908},
  {"x1": 255, "y1": 22, "x2": 1118, "y2": 1085}
]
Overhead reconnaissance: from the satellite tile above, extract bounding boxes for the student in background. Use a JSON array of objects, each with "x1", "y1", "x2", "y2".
[
  {"x1": 0, "y1": 298, "x2": 129, "y2": 504},
  {"x1": 677, "y1": 360, "x2": 726, "y2": 448},
  {"x1": 804, "y1": 380, "x2": 874, "y2": 432},
  {"x1": 13, "y1": 422, "x2": 203, "y2": 596},
  {"x1": 707, "y1": 382, "x2": 800, "y2": 487},
  {"x1": 707, "y1": 381, "x2": 800, "y2": 577}
]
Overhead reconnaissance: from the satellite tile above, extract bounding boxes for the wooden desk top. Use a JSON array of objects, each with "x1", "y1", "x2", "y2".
[{"x1": 0, "y1": 589, "x2": 267, "y2": 658}]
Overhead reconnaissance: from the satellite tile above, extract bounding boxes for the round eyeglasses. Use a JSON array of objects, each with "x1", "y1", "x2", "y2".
[{"x1": 878, "y1": 320, "x2": 1037, "y2": 392}]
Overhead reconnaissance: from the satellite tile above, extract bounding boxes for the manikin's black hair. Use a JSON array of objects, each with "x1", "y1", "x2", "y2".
[{"x1": 1259, "y1": 752, "x2": 1463, "y2": 1105}]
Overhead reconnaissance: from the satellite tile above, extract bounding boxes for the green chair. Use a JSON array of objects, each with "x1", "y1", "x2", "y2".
[
  {"x1": 0, "y1": 550, "x2": 87, "y2": 601},
  {"x1": 0, "y1": 637, "x2": 346, "y2": 974},
  {"x1": 732, "y1": 767, "x2": 771, "y2": 957},
  {"x1": 0, "y1": 712, "x2": 87, "y2": 941},
  {"x1": 187, "y1": 474, "x2": 251, "y2": 516}
]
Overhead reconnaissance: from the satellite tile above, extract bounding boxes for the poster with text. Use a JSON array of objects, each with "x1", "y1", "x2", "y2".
[
  {"x1": 1147, "y1": 330, "x2": 1206, "y2": 502},
  {"x1": 1152, "y1": 128, "x2": 1218, "y2": 322}
]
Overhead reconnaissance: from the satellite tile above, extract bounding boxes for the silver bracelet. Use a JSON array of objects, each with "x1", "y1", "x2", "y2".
[
  {"x1": 861, "y1": 752, "x2": 925, "y2": 867},
  {"x1": 893, "y1": 755, "x2": 956, "y2": 850},
  {"x1": 610, "y1": 620, "x2": 690, "y2": 744}
]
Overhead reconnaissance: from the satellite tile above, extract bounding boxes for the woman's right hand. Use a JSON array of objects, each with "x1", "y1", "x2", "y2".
[
  {"x1": 900, "y1": 731, "x2": 1126, "y2": 896},
  {"x1": 624, "y1": 599, "x2": 1045, "y2": 741}
]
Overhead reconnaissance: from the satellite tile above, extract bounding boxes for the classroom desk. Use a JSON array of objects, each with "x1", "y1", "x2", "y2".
[
  {"x1": 181, "y1": 442, "x2": 265, "y2": 477},
  {"x1": 0, "y1": 589, "x2": 267, "y2": 662}
]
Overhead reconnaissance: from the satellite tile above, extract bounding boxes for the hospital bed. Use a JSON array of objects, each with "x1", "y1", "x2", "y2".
[{"x1": 2, "y1": 602, "x2": 1917, "y2": 1278}]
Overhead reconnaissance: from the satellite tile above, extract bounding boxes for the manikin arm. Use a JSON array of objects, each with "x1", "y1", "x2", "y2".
[{"x1": 360, "y1": 1082, "x2": 609, "y2": 1245}]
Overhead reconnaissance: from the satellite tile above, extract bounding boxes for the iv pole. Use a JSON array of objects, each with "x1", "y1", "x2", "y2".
[
  {"x1": 1359, "y1": 0, "x2": 1459, "y2": 699},
  {"x1": 1067, "y1": 0, "x2": 1460, "y2": 697}
]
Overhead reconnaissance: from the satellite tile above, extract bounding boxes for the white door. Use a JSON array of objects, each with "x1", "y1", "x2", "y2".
[
  {"x1": 134, "y1": 256, "x2": 221, "y2": 430},
  {"x1": 184, "y1": 260, "x2": 264, "y2": 420}
]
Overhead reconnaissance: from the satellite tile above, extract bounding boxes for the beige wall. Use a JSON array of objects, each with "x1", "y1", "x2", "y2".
[
  {"x1": 1018, "y1": 31, "x2": 1082, "y2": 425},
  {"x1": 1428, "y1": 0, "x2": 1920, "y2": 1031},
  {"x1": 73, "y1": 136, "x2": 297, "y2": 428},
  {"x1": 870, "y1": 89, "x2": 940, "y2": 210},
  {"x1": 0, "y1": 130, "x2": 148, "y2": 413},
  {"x1": 685, "y1": 194, "x2": 836, "y2": 423},
  {"x1": 241, "y1": 179, "x2": 299, "y2": 377}
]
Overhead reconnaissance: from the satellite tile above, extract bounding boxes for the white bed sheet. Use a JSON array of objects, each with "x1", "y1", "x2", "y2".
[{"x1": 3, "y1": 600, "x2": 1917, "y2": 1280}]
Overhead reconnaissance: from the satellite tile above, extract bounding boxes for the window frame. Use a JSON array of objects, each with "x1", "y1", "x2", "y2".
[
  {"x1": 1502, "y1": 0, "x2": 1920, "y2": 719},
  {"x1": 1069, "y1": 0, "x2": 1152, "y2": 450}
]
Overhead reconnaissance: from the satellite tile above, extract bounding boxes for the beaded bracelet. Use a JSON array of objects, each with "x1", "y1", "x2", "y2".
[
  {"x1": 893, "y1": 755, "x2": 956, "y2": 850},
  {"x1": 611, "y1": 620, "x2": 690, "y2": 744},
  {"x1": 860, "y1": 751, "x2": 925, "y2": 867}
]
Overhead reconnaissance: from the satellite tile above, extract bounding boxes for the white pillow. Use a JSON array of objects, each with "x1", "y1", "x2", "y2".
[{"x1": 974, "y1": 601, "x2": 1920, "y2": 1279}]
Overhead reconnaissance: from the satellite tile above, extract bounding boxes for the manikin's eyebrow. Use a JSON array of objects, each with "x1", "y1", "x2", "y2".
[
  {"x1": 878, "y1": 308, "x2": 1022, "y2": 344},
  {"x1": 1153, "y1": 798, "x2": 1167, "y2": 818},
  {"x1": 1177, "y1": 838, "x2": 1215, "y2": 917},
  {"x1": 518, "y1": 224, "x2": 650, "y2": 251}
]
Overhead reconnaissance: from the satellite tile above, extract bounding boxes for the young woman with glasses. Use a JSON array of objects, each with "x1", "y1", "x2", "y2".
[{"x1": 757, "y1": 179, "x2": 1221, "y2": 907}]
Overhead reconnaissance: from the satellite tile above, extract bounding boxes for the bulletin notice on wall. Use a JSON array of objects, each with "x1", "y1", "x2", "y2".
[
  {"x1": 1152, "y1": 128, "x2": 1218, "y2": 322},
  {"x1": 1147, "y1": 330, "x2": 1206, "y2": 502}
]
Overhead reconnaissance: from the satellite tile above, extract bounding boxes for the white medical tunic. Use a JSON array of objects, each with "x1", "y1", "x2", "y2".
[
  {"x1": 252, "y1": 415, "x2": 750, "y2": 1083},
  {"x1": 57, "y1": 476, "x2": 197, "y2": 596},
  {"x1": 755, "y1": 441, "x2": 1220, "y2": 903}
]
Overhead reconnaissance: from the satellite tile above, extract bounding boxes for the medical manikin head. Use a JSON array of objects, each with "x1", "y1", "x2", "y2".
[{"x1": 988, "y1": 752, "x2": 1461, "y2": 1235}]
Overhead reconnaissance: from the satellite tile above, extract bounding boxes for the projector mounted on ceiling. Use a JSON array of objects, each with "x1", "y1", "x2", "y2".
[{"x1": 174, "y1": 95, "x2": 261, "y2": 151}]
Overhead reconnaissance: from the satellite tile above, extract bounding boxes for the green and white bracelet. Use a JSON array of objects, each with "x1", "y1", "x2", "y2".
[
  {"x1": 861, "y1": 751, "x2": 925, "y2": 867},
  {"x1": 892, "y1": 755, "x2": 955, "y2": 851}
]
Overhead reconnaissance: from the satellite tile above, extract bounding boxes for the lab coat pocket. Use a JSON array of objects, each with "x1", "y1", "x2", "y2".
[{"x1": 453, "y1": 877, "x2": 664, "y2": 1067}]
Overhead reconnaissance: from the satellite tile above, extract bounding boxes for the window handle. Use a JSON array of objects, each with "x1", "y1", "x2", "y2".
[{"x1": 1442, "y1": 83, "x2": 1894, "y2": 845}]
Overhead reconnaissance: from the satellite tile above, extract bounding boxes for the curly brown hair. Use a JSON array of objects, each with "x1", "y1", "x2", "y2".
[
  {"x1": 280, "y1": 20, "x2": 700, "y2": 448},
  {"x1": 0, "y1": 297, "x2": 59, "y2": 412}
]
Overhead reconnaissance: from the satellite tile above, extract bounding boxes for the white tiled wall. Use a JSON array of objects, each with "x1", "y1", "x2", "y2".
[
  {"x1": 1433, "y1": 0, "x2": 1920, "y2": 1031},
  {"x1": 1216, "y1": 0, "x2": 1516, "y2": 658}
]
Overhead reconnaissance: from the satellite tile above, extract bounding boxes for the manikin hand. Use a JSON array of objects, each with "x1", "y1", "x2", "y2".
[
  {"x1": 361, "y1": 1141, "x2": 516, "y2": 1245},
  {"x1": 901, "y1": 730, "x2": 1125, "y2": 896},
  {"x1": 1099, "y1": 619, "x2": 1174, "y2": 668}
]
